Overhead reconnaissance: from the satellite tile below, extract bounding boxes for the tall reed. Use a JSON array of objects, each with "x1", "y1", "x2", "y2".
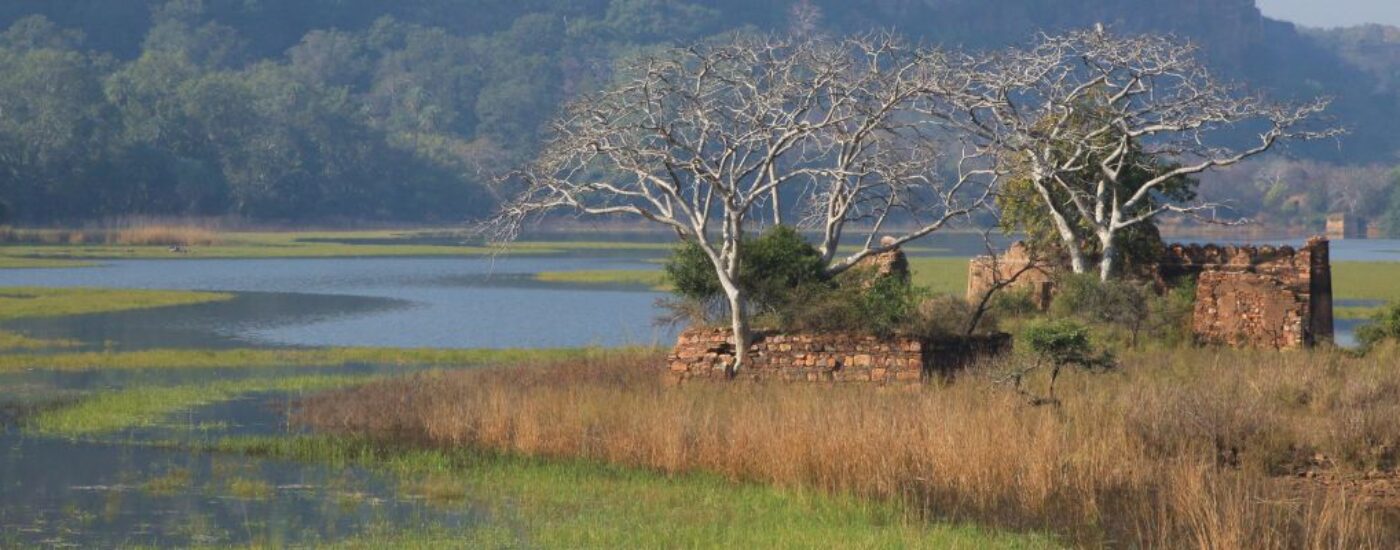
[{"x1": 296, "y1": 347, "x2": 1400, "y2": 547}]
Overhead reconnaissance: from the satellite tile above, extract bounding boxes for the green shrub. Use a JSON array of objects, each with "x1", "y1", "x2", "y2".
[
  {"x1": 1023, "y1": 320, "x2": 1104, "y2": 368},
  {"x1": 1356, "y1": 302, "x2": 1400, "y2": 351},
  {"x1": 1048, "y1": 273, "x2": 1194, "y2": 348},
  {"x1": 1011, "y1": 319, "x2": 1115, "y2": 404},
  {"x1": 777, "y1": 268, "x2": 918, "y2": 337},
  {"x1": 663, "y1": 225, "x2": 827, "y2": 314}
]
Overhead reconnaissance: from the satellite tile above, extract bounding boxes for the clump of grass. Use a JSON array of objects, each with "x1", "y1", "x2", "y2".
[
  {"x1": 398, "y1": 474, "x2": 469, "y2": 505},
  {"x1": 224, "y1": 477, "x2": 275, "y2": 500},
  {"x1": 293, "y1": 349, "x2": 1400, "y2": 548},
  {"x1": 143, "y1": 468, "x2": 194, "y2": 495}
]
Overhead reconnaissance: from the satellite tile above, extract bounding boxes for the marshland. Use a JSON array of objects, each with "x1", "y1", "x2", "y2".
[{"x1": 5, "y1": 1, "x2": 1400, "y2": 548}]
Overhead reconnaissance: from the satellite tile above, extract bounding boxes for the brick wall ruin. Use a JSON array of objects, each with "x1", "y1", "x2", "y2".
[
  {"x1": 965, "y1": 237, "x2": 1334, "y2": 349},
  {"x1": 966, "y1": 242, "x2": 1058, "y2": 309},
  {"x1": 666, "y1": 327, "x2": 1011, "y2": 384},
  {"x1": 1163, "y1": 237, "x2": 1333, "y2": 348}
]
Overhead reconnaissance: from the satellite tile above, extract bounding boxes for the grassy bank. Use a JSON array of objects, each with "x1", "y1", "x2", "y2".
[
  {"x1": 28, "y1": 374, "x2": 378, "y2": 437},
  {"x1": 0, "y1": 331, "x2": 79, "y2": 351},
  {"x1": 0, "y1": 257, "x2": 95, "y2": 269},
  {"x1": 0, "y1": 228, "x2": 685, "y2": 261},
  {"x1": 294, "y1": 349, "x2": 1400, "y2": 548},
  {"x1": 0, "y1": 346, "x2": 641, "y2": 373},
  {"x1": 207, "y1": 435, "x2": 1048, "y2": 548},
  {"x1": 0, "y1": 287, "x2": 233, "y2": 321},
  {"x1": 534, "y1": 269, "x2": 669, "y2": 289}
]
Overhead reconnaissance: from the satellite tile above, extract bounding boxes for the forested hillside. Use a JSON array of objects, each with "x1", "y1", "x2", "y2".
[{"x1": 0, "y1": 0, "x2": 1395, "y2": 225}]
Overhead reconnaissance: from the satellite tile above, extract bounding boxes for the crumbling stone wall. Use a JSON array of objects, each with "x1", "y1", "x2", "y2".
[
  {"x1": 667, "y1": 328, "x2": 1010, "y2": 384},
  {"x1": 1164, "y1": 237, "x2": 1333, "y2": 348},
  {"x1": 966, "y1": 242, "x2": 1057, "y2": 310},
  {"x1": 964, "y1": 237, "x2": 1334, "y2": 349}
]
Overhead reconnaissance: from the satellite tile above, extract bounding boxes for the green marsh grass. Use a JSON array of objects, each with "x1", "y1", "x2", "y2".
[
  {"x1": 533, "y1": 269, "x2": 668, "y2": 289},
  {"x1": 210, "y1": 435, "x2": 1051, "y2": 549},
  {"x1": 0, "y1": 257, "x2": 95, "y2": 269},
  {"x1": 224, "y1": 477, "x2": 275, "y2": 500},
  {"x1": 28, "y1": 374, "x2": 378, "y2": 436},
  {"x1": 143, "y1": 468, "x2": 194, "y2": 495},
  {"x1": 0, "y1": 330, "x2": 79, "y2": 351},
  {"x1": 0, "y1": 287, "x2": 232, "y2": 321}
]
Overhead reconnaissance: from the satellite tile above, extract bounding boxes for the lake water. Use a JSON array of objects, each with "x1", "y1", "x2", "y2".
[{"x1": 0, "y1": 255, "x2": 676, "y2": 350}]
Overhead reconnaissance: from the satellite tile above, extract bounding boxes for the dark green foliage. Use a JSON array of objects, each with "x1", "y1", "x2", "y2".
[
  {"x1": 1050, "y1": 273, "x2": 1149, "y2": 328},
  {"x1": 663, "y1": 225, "x2": 827, "y2": 313},
  {"x1": 662, "y1": 225, "x2": 942, "y2": 337},
  {"x1": 1356, "y1": 302, "x2": 1400, "y2": 351},
  {"x1": 1021, "y1": 319, "x2": 1115, "y2": 377},
  {"x1": 779, "y1": 270, "x2": 919, "y2": 338},
  {"x1": 1049, "y1": 273, "x2": 1195, "y2": 348}
]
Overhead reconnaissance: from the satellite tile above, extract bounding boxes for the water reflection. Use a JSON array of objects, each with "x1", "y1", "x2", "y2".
[
  {"x1": 0, "y1": 436, "x2": 484, "y2": 547},
  {"x1": 0, "y1": 362, "x2": 499, "y2": 548}
]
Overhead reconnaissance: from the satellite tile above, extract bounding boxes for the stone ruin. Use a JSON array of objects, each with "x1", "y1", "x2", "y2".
[
  {"x1": 966, "y1": 242, "x2": 1058, "y2": 310},
  {"x1": 965, "y1": 237, "x2": 1334, "y2": 349},
  {"x1": 666, "y1": 238, "x2": 1009, "y2": 384},
  {"x1": 666, "y1": 328, "x2": 1011, "y2": 384},
  {"x1": 1325, "y1": 213, "x2": 1368, "y2": 240}
]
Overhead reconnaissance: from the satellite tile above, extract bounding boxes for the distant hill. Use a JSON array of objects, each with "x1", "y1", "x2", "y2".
[{"x1": 0, "y1": 0, "x2": 1394, "y2": 224}]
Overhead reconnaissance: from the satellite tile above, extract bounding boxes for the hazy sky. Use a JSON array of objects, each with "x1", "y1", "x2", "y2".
[{"x1": 1257, "y1": 0, "x2": 1400, "y2": 28}]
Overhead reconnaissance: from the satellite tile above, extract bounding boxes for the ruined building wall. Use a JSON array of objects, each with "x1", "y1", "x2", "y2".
[
  {"x1": 965, "y1": 237, "x2": 1334, "y2": 349},
  {"x1": 667, "y1": 328, "x2": 1010, "y2": 384},
  {"x1": 966, "y1": 242, "x2": 1057, "y2": 309},
  {"x1": 1165, "y1": 238, "x2": 1333, "y2": 348}
]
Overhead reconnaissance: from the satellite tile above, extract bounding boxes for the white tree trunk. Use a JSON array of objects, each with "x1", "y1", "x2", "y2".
[
  {"x1": 723, "y1": 285, "x2": 750, "y2": 378},
  {"x1": 1097, "y1": 229, "x2": 1116, "y2": 281}
]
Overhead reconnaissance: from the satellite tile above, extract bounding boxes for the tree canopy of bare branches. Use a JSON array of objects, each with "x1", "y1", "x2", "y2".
[
  {"x1": 931, "y1": 27, "x2": 1343, "y2": 280},
  {"x1": 487, "y1": 32, "x2": 996, "y2": 374}
]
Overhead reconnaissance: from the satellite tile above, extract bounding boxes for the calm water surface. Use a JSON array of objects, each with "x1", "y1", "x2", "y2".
[{"x1": 0, "y1": 256, "x2": 675, "y2": 349}]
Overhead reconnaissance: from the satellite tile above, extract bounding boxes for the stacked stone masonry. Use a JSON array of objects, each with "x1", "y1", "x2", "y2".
[
  {"x1": 667, "y1": 327, "x2": 1010, "y2": 384},
  {"x1": 965, "y1": 237, "x2": 1334, "y2": 349},
  {"x1": 1164, "y1": 237, "x2": 1333, "y2": 348}
]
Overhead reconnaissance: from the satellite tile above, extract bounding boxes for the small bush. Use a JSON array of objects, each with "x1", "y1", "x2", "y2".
[
  {"x1": 1356, "y1": 302, "x2": 1400, "y2": 351},
  {"x1": 776, "y1": 268, "x2": 918, "y2": 337},
  {"x1": 1049, "y1": 273, "x2": 1194, "y2": 348}
]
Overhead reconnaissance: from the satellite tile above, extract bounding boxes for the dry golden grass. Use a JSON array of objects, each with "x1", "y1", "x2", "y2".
[
  {"x1": 0, "y1": 224, "x2": 221, "y2": 247},
  {"x1": 109, "y1": 224, "x2": 221, "y2": 246},
  {"x1": 295, "y1": 347, "x2": 1400, "y2": 548}
]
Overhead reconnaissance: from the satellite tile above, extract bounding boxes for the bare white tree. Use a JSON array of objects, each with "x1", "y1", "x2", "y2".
[
  {"x1": 486, "y1": 33, "x2": 996, "y2": 375},
  {"x1": 930, "y1": 28, "x2": 1343, "y2": 280}
]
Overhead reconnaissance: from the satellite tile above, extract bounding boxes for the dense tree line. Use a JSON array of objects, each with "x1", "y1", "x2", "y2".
[{"x1": 0, "y1": 0, "x2": 1396, "y2": 224}]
